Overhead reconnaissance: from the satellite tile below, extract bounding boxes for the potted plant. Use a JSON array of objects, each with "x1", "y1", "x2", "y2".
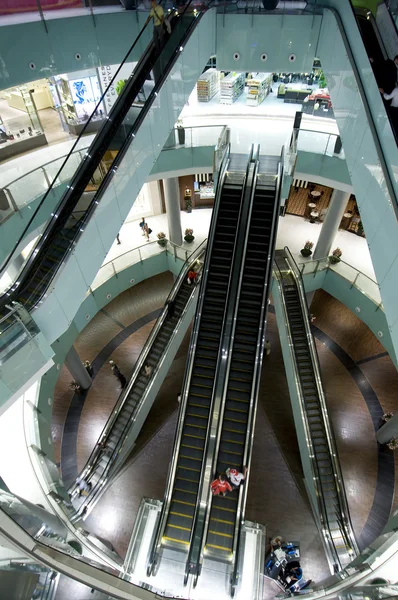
[
  {"x1": 184, "y1": 195, "x2": 192, "y2": 213},
  {"x1": 116, "y1": 79, "x2": 127, "y2": 96},
  {"x1": 382, "y1": 412, "x2": 394, "y2": 422},
  {"x1": 177, "y1": 118, "x2": 185, "y2": 145},
  {"x1": 329, "y1": 247, "x2": 342, "y2": 264},
  {"x1": 69, "y1": 381, "x2": 82, "y2": 394},
  {"x1": 157, "y1": 232, "x2": 168, "y2": 247},
  {"x1": 357, "y1": 220, "x2": 364, "y2": 237},
  {"x1": 184, "y1": 228, "x2": 195, "y2": 243},
  {"x1": 387, "y1": 438, "x2": 398, "y2": 451},
  {"x1": 300, "y1": 241, "x2": 314, "y2": 257}
]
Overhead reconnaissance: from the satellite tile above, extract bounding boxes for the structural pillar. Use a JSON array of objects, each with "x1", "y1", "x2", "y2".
[
  {"x1": 65, "y1": 346, "x2": 92, "y2": 390},
  {"x1": 376, "y1": 414, "x2": 398, "y2": 445},
  {"x1": 313, "y1": 190, "x2": 351, "y2": 260},
  {"x1": 163, "y1": 177, "x2": 183, "y2": 246}
]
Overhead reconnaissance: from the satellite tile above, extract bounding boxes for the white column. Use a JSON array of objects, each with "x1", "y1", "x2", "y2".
[
  {"x1": 313, "y1": 190, "x2": 350, "y2": 260},
  {"x1": 148, "y1": 180, "x2": 163, "y2": 215},
  {"x1": 163, "y1": 177, "x2": 182, "y2": 246},
  {"x1": 65, "y1": 346, "x2": 91, "y2": 390}
]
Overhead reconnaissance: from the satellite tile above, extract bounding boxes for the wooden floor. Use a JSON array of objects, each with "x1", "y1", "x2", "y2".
[{"x1": 52, "y1": 275, "x2": 398, "y2": 587}]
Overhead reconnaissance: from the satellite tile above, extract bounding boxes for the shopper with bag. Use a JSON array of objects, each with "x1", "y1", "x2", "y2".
[{"x1": 146, "y1": 0, "x2": 167, "y2": 51}]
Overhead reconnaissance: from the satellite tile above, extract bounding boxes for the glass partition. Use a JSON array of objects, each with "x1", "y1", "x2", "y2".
[
  {"x1": 300, "y1": 256, "x2": 382, "y2": 307},
  {"x1": 297, "y1": 128, "x2": 345, "y2": 159}
]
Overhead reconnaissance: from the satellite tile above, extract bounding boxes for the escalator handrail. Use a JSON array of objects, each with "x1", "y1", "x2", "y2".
[
  {"x1": 0, "y1": 0, "x2": 206, "y2": 309},
  {"x1": 0, "y1": 3, "x2": 164, "y2": 277},
  {"x1": 316, "y1": 2, "x2": 398, "y2": 220},
  {"x1": 272, "y1": 260, "x2": 342, "y2": 571},
  {"x1": 72, "y1": 240, "x2": 208, "y2": 497},
  {"x1": 187, "y1": 148, "x2": 260, "y2": 579},
  {"x1": 147, "y1": 143, "x2": 231, "y2": 573},
  {"x1": 283, "y1": 246, "x2": 359, "y2": 558},
  {"x1": 230, "y1": 157, "x2": 284, "y2": 591}
]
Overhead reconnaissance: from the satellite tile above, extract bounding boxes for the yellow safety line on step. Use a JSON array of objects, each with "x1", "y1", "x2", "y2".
[
  {"x1": 209, "y1": 530, "x2": 232, "y2": 538},
  {"x1": 163, "y1": 536, "x2": 189, "y2": 545}
]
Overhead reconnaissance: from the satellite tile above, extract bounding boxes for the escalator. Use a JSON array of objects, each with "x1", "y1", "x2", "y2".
[
  {"x1": 162, "y1": 171, "x2": 244, "y2": 549},
  {"x1": 0, "y1": 0, "x2": 207, "y2": 317},
  {"x1": 69, "y1": 243, "x2": 207, "y2": 517},
  {"x1": 274, "y1": 248, "x2": 359, "y2": 570},
  {"x1": 203, "y1": 157, "x2": 281, "y2": 584},
  {"x1": 147, "y1": 151, "x2": 249, "y2": 571}
]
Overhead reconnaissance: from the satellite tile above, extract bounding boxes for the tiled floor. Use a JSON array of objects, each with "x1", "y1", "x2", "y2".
[{"x1": 52, "y1": 275, "x2": 397, "y2": 590}]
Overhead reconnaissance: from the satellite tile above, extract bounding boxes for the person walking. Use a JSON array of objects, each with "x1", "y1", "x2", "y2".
[
  {"x1": 226, "y1": 466, "x2": 247, "y2": 489},
  {"x1": 146, "y1": 0, "x2": 165, "y2": 51},
  {"x1": 109, "y1": 360, "x2": 127, "y2": 389},
  {"x1": 264, "y1": 340, "x2": 271, "y2": 356},
  {"x1": 143, "y1": 222, "x2": 152, "y2": 241}
]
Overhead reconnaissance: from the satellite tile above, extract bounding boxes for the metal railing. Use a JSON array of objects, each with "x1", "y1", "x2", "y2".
[{"x1": 274, "y1": 247, "x2": 359, "y2": 571}]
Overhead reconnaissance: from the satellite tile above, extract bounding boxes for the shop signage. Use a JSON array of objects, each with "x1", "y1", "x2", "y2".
[{"x1": 98, "y1": 62, "x2": 136, "y2": 114}]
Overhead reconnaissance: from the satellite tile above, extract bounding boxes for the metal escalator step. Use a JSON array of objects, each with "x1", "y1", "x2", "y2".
[
  {"x1": 177, "y1": 464, "x2": 201, "y2": 476},
  {"x1": 186, "y1": 407, "x2": 208, "y2": 419},
  {"x1": 225, "y1": 400, "x2": 249, "y2": 413},
  {"x1": 181, "y1": 434, "x2": 205, "y2": 448},
  {"x1": 223, "y1": 413, "x2": 247, "y2": 424},
  {"x1": 185, "y1": 422, "x2": 207, "y2": 433},
  {"x1": 174, "y1": 484, "x2": 197, "y2": 497},
  {"x1": 189, "y1": 389, "x2": 212, "y2": 400},
  {"x1": 228, "y1": 381, "x2": 252, "y2": 394},
  {"x1": 224, "y1": 424, "x2": 246, "y2": 435},
  {"x1": 219, "y1": 429, "x2": 245, "y2": 444},
  {"x1": 169, "y1": 500, "x2": 195, "y2": 515}
]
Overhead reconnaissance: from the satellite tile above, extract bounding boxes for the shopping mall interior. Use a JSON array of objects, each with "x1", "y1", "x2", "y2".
[{"x1": 0, "y1": 0, "x2": 398, "y2": 599}]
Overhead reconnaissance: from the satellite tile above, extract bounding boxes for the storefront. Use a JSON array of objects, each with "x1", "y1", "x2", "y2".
[
  {"x1": 49, "y1": 69, "x2": 105, "y2": 136},
  {"x1": 0, "y1": 82, "x2": 49, "y2": 160}
]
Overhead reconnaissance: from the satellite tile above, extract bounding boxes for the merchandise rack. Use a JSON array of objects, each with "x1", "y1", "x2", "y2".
[
  {"x1": 246, "y1": 72, "x2": 272, "y2": 107},
  {"x1": 197, "y1": 68, "x2": 219, "y2": 102},
  {"x1": 220, "y1": 72, "x2": 245, "y2": 104}
]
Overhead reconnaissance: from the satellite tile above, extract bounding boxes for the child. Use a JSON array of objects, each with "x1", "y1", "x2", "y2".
[{"x1": 211, "y1": 474, "x2": 232, "y2": 496}]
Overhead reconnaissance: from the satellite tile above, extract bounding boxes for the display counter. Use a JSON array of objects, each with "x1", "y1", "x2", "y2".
[
  {"x1": 0, "y1": 132, "x2": 47, "y2": 161},
  {"x1": 67, "y1": 117, "x2": 105, "y2": 136}
]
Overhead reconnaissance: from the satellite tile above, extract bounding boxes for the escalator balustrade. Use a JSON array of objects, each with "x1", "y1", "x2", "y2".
[
  {"x1": 205, "y1": 178, "x2": 279, "y2": 559},
  {"x1": 163, "y1": 183, "x2": 244, "y2": 550},
  {"x1": 73, "y1": 255, "x2": 204, "y2": 513},
  {"x1": 275, "y1": 250, "x2": 357, "y2": 568}
]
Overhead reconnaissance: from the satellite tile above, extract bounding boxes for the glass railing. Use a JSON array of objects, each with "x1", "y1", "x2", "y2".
[
  {"x1": 299, "y1": 255, "x2": 382, "y2": 307},
  {"x1": 0, "y1": 302, "x2": 40, "y2": 365},
  {"x1": 0, "y1": 143, "x2": 91, "y2": 223},
  {"x1": 297, "y1": 128, "x2": 345, "y2": 159},
  {"x1": 0, "y1": 0, "x2": 204, "y2": 313},
  {"x1": 91, "y1": 237, "x2": 200, "y2": 292}
]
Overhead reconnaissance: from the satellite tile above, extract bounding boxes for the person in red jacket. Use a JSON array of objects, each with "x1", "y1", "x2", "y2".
[
  {"x1": 187, "y1": 270, "x2": 197, "y2": 285},
  {"x1": 211, "y1": 474, "x2": 233, "y2": 496}
]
